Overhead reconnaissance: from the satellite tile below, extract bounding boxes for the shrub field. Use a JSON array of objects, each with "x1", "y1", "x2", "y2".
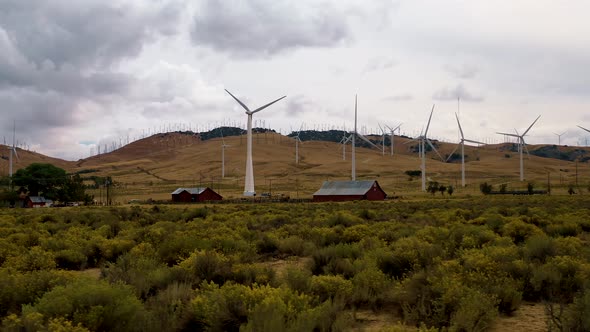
[{"x1": 1, "y1": 197, "x2": 590, "y2": 331}]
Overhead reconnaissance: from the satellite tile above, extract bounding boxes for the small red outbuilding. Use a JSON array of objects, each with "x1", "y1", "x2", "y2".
[
  {"x1": 171, "y1": 187, "x2": 222, "y2": 202},
  {"x1": 313, "y1": 180, "x2": 386, "y2": 202}
]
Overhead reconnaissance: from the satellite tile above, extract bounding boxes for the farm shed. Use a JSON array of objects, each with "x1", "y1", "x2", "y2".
[
  {"x1": 171, "y1": 187, "x2": 222, "y2": 202},
  {"x1": 26, "y1": 196, "x2": 48, "y2": 208},
  {"x1": 313, "y1": 180, "x2": 386, "y2": 202}
]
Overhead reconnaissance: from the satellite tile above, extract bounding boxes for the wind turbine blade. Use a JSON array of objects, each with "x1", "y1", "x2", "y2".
[
  {"x1": 455, "y1": 113, "x2": 464, "y2": 139},
  {"x1": 357, "y1": 133, "x2": 380, "y2": 150},
  {"x1": 496, "y1": 132, "x2": 520, "y2": 138},
  {"x1": 522, "y1": 115, "x2": 541, "y2": 136},
  {"x1": 446, "y1": 145, "x2": 460, "y2": 162},
  {"x1": 463, "y1": 138, "x2": 485, "y2": 145},
  {"x1": 424, "y1": 104, "x2": 435, "y2": 136},
  {"x1": 251, "y1": 95, "x2": 287, "y2": 114},
  {"x1": 578, "y1": 125, "x2": 590, "y2": 133},
  {"x1": 344, "y1": 135, "x2": 353, "y2": 144},
  {"x1": 225, "y1": 89, "x2": 251, "y2": 113},
  {"x1": 13, "y1": 148, "x2": 18, "y2": 160},
  {"x1": 426, "y1": 139, "x2": 444, "y2": 161},
  {"x1": 393, "y1": 123, "x2": 402, "y2": 131}
]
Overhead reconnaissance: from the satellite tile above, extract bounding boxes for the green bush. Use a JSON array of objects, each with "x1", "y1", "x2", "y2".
[
  {"x1": 27, "y1": 279, "x2": 147, "y2": 332},
  {"x1": 310, "y1": 275, "x2": 353, "y2": 303}
]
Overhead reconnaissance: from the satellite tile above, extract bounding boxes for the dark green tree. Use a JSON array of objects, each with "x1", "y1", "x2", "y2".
[
  {"x1": 479, "y1": 182, "x2": 493, "y2": 195},
  {"x1": 447, "y1": 185, "x2": 454, "y2": 196},
  {"x1": 427, "y1": 181, "x2": 439, "y2": 195},
  {"x1": 59, "y1": 174, "x2": 92, "y2": 203},
  {"x1": 12, "y1": 163, "x2": 91, "y2": 203},
  {"x1": 13, "y1": 163, "x2": 67, "y2": 198}
]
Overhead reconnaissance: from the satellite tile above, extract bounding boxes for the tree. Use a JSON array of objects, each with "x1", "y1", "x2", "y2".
[
  {"x1": 480, "y1": 182, "x2": 493, "y2": 195},
  {"x1": 447, "y1": 185, "x2": 454, "y2": 196},
  {"x1": 12, "y1": 163, "x2": 91, "y2": 203},
  {"x1": 438, "y1": 184, "x2": 447, "y2": 196},
  {"x1": 427, "y1": 181, "x2": 439, "y2": 195},
  {"x1": 13, "y1": 163, "x2": 67, "y2": 199}
]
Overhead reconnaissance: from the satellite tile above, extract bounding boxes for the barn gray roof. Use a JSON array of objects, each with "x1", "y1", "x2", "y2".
[
  {"x1": 313, "y1": 181, "x2": 378, "y2": 196},
  {"x1": 28, "y1": 196, "x2": 47, "y2": 203},
  {"x1": 171, "y1": 188, "x2": 206, "y2": 195}
]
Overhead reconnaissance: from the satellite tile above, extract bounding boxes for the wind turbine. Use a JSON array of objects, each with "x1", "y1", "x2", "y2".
[
  {"x1": 294, "y1": 123, "x2": 303, "y2": 165},
  {"x1": 446, "y1": 113, "x2": 485, "y2": 187},
  {"x1": 554, "y1": 131, "x2": 567, "y2": 145},
  {"x1": 385, "y1": 123, "x2": 402, "y2": 156},
  {"x1": 339, "y1": 131, "x2": 352, "y2": 161},
  {"x1": 378, "y1": 124, "x2": 386, "y2": 156},
  {"x1": 350, "y1": 95, "x2": 380, "y2": 181},
  {"x1": 407, "y1": 105, "x2": 444, "y2": 191},
  {"x1": 496, "y1": 115, "x2": 541, "y2": 181},
  {"x1": 8, "y1": 121, "x2": 19, "y2": 185},
  {"x1": 225, "y1": 89, "x2": 286, "y2": 196},
  {"x1": 220, "y1": 129, "x2": 229, "y2": 179}
]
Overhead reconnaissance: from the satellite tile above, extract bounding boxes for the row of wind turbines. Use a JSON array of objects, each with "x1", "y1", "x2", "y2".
[{"x1": 224, "y1": 89, "x2": 590, "y2": 196}]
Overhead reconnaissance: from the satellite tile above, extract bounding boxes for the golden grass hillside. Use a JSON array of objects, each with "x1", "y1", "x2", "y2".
[{"x1": 3, "y1": 132, "x2": 589, "y2": 202}]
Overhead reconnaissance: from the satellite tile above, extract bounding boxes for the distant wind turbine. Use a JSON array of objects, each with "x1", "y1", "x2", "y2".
[
  {"x1": 225, "y1": 89, "x2": 286, "y2": 196},
  {"x1": 446, "y1": 113, "x2": 485, "y2": 187},
  {"x1": 554, "y1": 131, "x2": 567, "y2": 146},
  {"x1": 496, "y1": 115, "x2": 541, "y2": 181},
  {"x1": 385, "y1": 123, "x2": 402, "y2": 156},
  {"x1": 351, "y1": 95, "x2": 380, "y2": 181},
  {"x1": 407, "y1": 105, "x2": 444, "y2": 191},
  {"x1": 8, "y1": 121, "x2": 19, "y2": 185}
]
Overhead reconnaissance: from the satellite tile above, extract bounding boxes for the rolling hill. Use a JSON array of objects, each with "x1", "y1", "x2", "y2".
[{"x1": 2, "y1": 130, "x2": 589, "y2": 202}]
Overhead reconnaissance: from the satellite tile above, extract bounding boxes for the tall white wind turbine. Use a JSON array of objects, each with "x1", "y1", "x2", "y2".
[
  {"x1": 496, "y1": 115, "x2": 541, "y2": 181},
  {"x1": 407, "y1": 105, "x2": 444, "y2": 191},
  {"x1": 446, "y1": 113, "x2": 484, "y2": 187},
  {"x1": 351, "y1": 95, "x2": 380, "y2": 181},
  {"x1": 225, "y1": 89, "x2": 286, "y2": 196}
]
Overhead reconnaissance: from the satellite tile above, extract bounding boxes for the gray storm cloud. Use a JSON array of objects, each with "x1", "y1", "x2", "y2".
[{"x1": 190, "y1": 0, "x2": 351, "y2": 57}]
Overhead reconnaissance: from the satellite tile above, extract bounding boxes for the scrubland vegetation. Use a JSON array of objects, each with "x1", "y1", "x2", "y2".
[{"x1": 1, "y1": 197, "x2": 590, "y2": 331}]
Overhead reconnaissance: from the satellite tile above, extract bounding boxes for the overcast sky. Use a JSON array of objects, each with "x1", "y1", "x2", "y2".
[{"x1": 2, "y1": 0, "x2": 590, "y2": 160}]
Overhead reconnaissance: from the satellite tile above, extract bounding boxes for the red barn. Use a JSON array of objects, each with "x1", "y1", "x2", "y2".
[
  {"x1": 313, "y1": 180, "x2": 386, "y2": 202},
  {"x1": 171, "y1": 187, "x2": 222, "y2": 202},
  {"x1": 26, "y1": 196, "x2": 48, "y2": 208}
]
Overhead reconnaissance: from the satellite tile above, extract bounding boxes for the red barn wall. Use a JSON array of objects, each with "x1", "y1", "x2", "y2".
[
  {"x1": 196, "y1": 189, "x2": 222, "y2": 201},
  {"x1": 365, "y1": 183, "x2": 386, "y2": 201},
  {"x1": 172, "y1": 191, "x2": 192, "y2": 202}
]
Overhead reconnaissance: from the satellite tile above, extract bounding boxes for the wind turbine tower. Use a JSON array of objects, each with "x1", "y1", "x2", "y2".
[
  {"x1": 220, "y1": 130, "x2": 229, "y2": 179},
  {"x1": 446, "y1": 113, "x2": 484, "y2": 187},
  {"x1": 225, "y1": 89, "x2": 286, "y2": 196},
  {"x1": 294, "y1": 124, "x2": 303, "y2": 164},
  {"x1": 407, "y1": 105, "x2": 444, "y2": 191},
  {"x1": 8, "y1": 121, "x2": 19, "y2": 182},
  {"x1": 496, "y1": 115, "x2": 541, "y2": 181},
  {"x1": 350, "y1": 95, "x2": 380, "y2": 181}
]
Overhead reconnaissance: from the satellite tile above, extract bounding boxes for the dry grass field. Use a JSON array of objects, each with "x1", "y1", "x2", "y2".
[{"x1": 2, "y1": 131, "x2": 589, "y2": 202}]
